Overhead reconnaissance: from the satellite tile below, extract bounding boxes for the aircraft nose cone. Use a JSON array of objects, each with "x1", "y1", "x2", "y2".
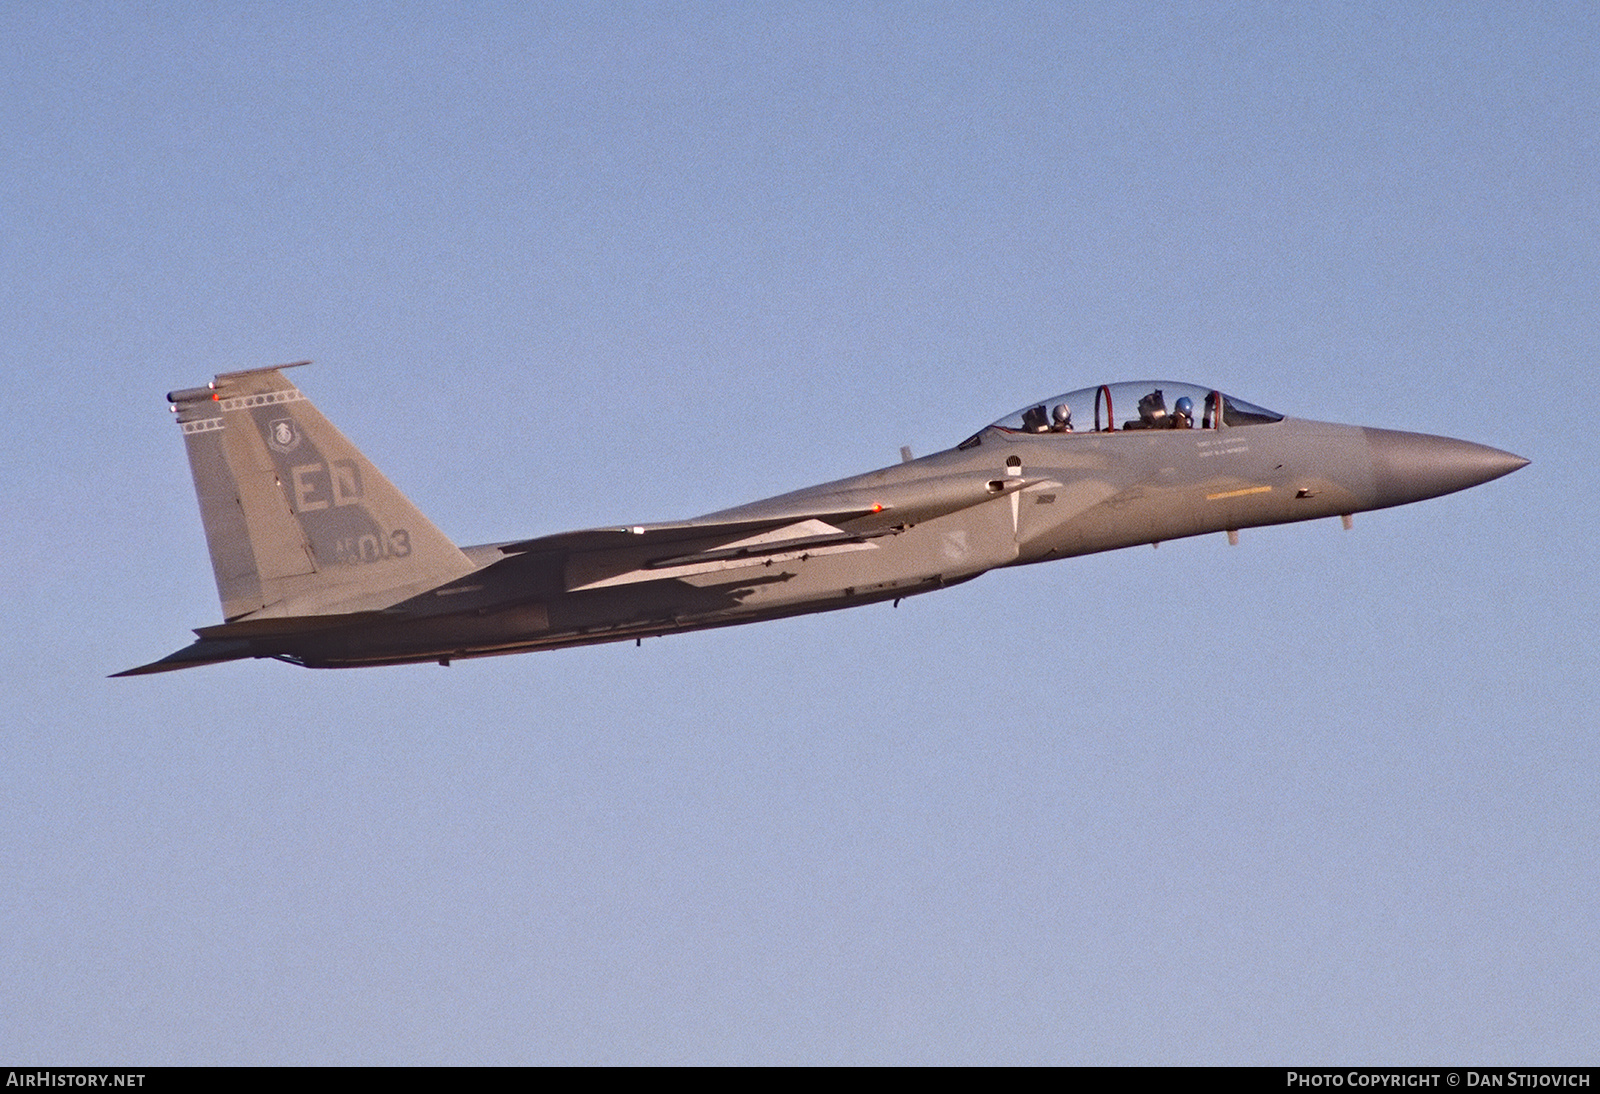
[{"x1": 1364, "y1": 428, "x2": 1529, "y2": 508}]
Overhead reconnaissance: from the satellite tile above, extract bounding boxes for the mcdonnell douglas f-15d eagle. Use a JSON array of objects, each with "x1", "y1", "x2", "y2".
[{"x1": 118, "y1": 362, "x2": 1526, "y2": 675}]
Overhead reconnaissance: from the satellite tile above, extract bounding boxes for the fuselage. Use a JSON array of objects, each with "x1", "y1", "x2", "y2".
[{"x1": 118, "y1": 372, "x2": 1527, "y2": 675}]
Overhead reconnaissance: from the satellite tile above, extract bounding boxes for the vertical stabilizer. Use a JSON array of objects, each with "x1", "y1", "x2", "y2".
[{"x1": 168, "y1": 363, "x2": 475, "y2": 619}]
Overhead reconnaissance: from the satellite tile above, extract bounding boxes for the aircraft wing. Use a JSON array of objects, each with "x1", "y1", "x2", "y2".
[
  {"x1": 498, "y1": 467, "x2": 1055, "y2": 559},
  {"x1": 495, "y1": 509, "x2": 884, "y2": 557},
  {"x1": 497, "y1": 470, "x2": 1057, "y2": 592},
  {"x1": 560, "y1": 517, "x2": 910, "y2": 591}
]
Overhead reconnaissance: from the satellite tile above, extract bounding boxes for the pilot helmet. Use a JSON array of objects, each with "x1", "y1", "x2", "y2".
[
  {"x1": 1174, "y1": 396, "x2": 1193, "y2": 418},
  {"x1": 1052, "y1": 403, "x2": 1071, "y2": 426}
]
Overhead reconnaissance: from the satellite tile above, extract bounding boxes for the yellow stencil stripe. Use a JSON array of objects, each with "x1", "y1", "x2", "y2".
[{"x1": 1206, "y1": 485, "x2": 1274, "y2": 501}]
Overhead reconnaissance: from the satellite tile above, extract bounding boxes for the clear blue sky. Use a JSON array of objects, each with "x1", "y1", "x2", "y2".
[{"x1": 3, "y1": 1, "x2": 1594, "y2": 1064}]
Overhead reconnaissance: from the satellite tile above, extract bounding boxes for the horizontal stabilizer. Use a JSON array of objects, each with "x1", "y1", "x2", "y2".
[
  {"x1": 112, "y1": 638, "x2": 254, "y2": 677},
  {"x1": 117, "y1": 611, "x2": 393, "y2": 675}
]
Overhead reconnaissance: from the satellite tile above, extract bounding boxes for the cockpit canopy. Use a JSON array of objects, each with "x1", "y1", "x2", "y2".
[{"x1": 961, "y1": 381, "x2": 1282, "y2": 448}]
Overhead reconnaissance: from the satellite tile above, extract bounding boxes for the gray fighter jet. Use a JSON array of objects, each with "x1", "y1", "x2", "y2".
[{"x1": 117, "y1": 363, "x2": 1526, "y2": 675}]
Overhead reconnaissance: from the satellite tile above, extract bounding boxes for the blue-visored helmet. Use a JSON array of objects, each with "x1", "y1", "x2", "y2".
[{"x1": 1175, "y1": 396, "x2": 1194, "y2": 417}]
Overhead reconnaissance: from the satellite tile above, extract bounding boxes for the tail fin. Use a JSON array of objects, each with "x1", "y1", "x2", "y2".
[{"x1": 169, "y1": 362, "x2": 475, "y2": 620}]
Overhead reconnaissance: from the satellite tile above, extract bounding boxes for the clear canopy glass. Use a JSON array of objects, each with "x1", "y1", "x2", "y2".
[{"x1": 967, "y1": 381, "x2": 1282, "y2": 446}]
